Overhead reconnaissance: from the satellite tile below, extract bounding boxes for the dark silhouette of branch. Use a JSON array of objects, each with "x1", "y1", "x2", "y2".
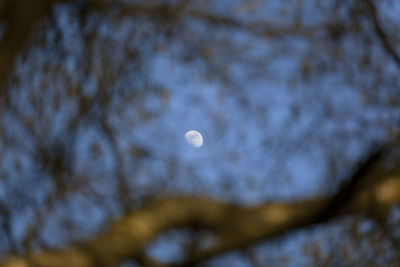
[
  {"x1": 315, "y1": 143, "x2": 386, "y2": 222},
  {"x1": 365, "y1": 0, "x2": 400, "y2": 68}
]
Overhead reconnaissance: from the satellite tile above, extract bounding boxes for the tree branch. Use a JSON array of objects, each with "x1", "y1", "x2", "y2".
[
  {"x1": 364, "y1": 0, "x2": 400, "y2": 68},
  {"x1": 1, "y1": 159, "x2": 400, "y2": 267}
]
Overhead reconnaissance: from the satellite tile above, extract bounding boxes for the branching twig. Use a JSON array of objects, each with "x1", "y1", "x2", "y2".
[{"x1": 365, "y1": 0, "x2": 400, "y2": 68}]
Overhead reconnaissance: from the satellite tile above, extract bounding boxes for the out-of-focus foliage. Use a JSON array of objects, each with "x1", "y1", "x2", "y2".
[{"x1": 0, "y1": 0, "x2": 400, "y2": 266}]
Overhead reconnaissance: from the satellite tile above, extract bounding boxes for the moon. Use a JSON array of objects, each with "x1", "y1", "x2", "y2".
[{"x1": 184, "y1": 130, "x2": 203, "y2": 148}]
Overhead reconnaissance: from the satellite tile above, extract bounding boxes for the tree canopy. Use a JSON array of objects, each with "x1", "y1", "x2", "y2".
[{"x1": 0, "y1": 0, "x2": 400, "y2": 266}]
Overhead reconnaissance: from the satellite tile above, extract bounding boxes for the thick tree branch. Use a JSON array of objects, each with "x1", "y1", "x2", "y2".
[
  {"x1": 315, "y1": 144, "x2": 385, "y2": 222},
  {"x1": 1, "y1": 160, "x2": 400, "y2": 267}
]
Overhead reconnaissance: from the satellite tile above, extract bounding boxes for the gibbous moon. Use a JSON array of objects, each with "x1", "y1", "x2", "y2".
[{"x1": 184, "y1": 130, "x2": 203, "y2": 148}]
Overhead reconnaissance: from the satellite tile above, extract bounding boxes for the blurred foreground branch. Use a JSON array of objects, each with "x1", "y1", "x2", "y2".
[{"x1": 1, "y1": 147, "x2": 400, "y2": 267}]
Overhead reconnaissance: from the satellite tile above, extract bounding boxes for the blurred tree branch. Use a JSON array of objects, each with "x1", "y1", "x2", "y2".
[
  {"x1": 364, "y1": 0, "x2": 400, "y2": 68},
  {"x1": 1, "y1": 143, "x2": 400, "y2": 267}
]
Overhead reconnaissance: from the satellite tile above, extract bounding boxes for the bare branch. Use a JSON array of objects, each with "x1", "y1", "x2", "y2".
[{"x1": 364, "y1": 0, "x2": 400, "y2": 68}]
